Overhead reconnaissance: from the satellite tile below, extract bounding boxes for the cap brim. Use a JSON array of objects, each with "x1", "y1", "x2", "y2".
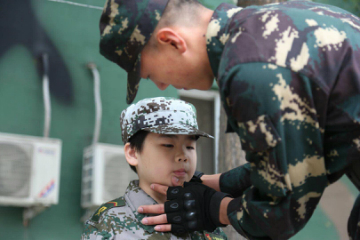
[
  {"x1": 141, "y1": 123, "x2": 214, "y2": 139},
  {"x1": 126, "y1": 57, "x2": 141, "y2": 104}
]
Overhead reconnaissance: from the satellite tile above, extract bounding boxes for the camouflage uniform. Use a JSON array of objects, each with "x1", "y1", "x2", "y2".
[
  {"x1": 206, "y1": 1, "x2": 360, "y2": 239},
  {"x1": 82, "y1": 97, "x2": 226, "y2": 239},
  {"x1": 81, "y1": 180, "x2": 227, "y2": 240}
]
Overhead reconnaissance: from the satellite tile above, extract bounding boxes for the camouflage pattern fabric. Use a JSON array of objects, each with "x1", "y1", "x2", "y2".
[
  {"x1": 206, "y1": 1, "x2": 360, "y2": 239},
  {"x1": 120, "y1": 97, "x2": 213, "y2": 144},
  {"x1": 349, "y1": 195, "x2": 360, "y2": 240},
  {"x1": 99, "y1": 0, "x2": 169, "y2": 104},
  {"x1": 81, "y1": 180, "x2": 227, "y2": 240}
]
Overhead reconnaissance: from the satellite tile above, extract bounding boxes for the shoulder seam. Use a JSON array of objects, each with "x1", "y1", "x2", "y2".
[{"x1": 89, "y1": 197, "x2": 126, "y2": 224}]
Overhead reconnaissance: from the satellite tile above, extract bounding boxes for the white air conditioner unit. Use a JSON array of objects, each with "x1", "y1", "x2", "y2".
[
  {"x1": 0, "y1": 132, "x2": 62, "y2": 207},
  {"x1": 81, "y1": 143, "x2": 138, "y2": 208}
]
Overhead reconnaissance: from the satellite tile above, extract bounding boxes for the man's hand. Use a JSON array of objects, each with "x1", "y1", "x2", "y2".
[
  {"x1": 138, "y1": 184, "x2": 170, "y2": 231},
  {"x1": 189, "y1": 171, "x2": 204, "y2": 183},
  {"x1": 200, "y1": 173, "x2": 221, "y2": 191},
  {"x1": 138, "y1": 182, "x2": 231, "y2": 234}
]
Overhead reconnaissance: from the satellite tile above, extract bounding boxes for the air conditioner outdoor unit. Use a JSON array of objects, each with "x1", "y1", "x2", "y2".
[
  {"x1": 81, "y1": 143, "x2": 138, "y2": 208},
  {"x1": 0, "y1": 132, "x2": 62, "y2": 207}
]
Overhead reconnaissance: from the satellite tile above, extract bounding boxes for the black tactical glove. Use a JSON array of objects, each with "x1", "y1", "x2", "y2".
[
  {"x1": 164, "y1": 182, "x2": 230, "y2": 234},
  {"x1": 190, "y1": 170, "x2": 204, "y2": 183}
]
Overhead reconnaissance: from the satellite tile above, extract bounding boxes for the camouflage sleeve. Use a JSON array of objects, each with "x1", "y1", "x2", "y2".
[
  {"x1": 81, "y1": 215, "x2": 115, "y2": 240},
  {"x1": 220, "y1": 62, "x2": 328, "y2": 239},
  {"x1": 219, "y1": 163, "x2": 252, "y2": 198},
  {"x1": 213, "y1": 227, "x2": 229, "y2": 240}
]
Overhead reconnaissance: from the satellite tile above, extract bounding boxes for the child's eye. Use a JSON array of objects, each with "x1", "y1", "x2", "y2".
[
  {"x1": 187, "y1": 146, "x2": 195, "y2": 150},
  {"x1": 162, "y1": 144, "x2": 174, "y2": 148}
]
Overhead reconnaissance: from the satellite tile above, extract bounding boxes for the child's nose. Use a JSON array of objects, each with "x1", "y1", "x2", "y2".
[
  {"x1": 176, "y1": 149, "x2": 187, "y2": 162},
  {"x1": 177, "y1": 157, "x2": 187, "y2": 162},
  {"x1": 175, "y1": 145, "x2": 189, "y2": 162}
]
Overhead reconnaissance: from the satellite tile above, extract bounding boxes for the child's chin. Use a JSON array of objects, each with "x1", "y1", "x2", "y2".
[{"x1": 172, "y1": 180, "x2": 184, "y2": 187}]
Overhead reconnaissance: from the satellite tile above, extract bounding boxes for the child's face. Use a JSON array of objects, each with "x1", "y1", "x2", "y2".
[{"x1": 136, "y1": 133, "x2": 197, "y2": 187}]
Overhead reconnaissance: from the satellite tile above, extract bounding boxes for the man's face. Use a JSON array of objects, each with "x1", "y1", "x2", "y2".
[
  {"x1": 136, "y1": 133, "x2": 197, "y2": 188},
  {"x1": 140, "y1": 43, "x2": 214, "y2": 91}
]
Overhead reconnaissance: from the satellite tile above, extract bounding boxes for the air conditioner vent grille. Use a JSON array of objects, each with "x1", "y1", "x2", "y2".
[
  {"x1": 0, "y1": 143, "x2": 32, "y2": 198},
  {"x1": 81, "y1": 155, "x2": 93, "y2": 205},
  {"x1": 103, "y1": 152, "x2": 137, "y2": 201}
]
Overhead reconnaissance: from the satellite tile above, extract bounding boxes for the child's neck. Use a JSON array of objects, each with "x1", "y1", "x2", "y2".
[{"x1": 138, "y1": 180, "x2": 167, "y2": 204}]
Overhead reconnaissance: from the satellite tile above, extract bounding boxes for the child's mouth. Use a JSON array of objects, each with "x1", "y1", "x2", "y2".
[{"x1": 173, "y1": 169, "x2": 186, "y2": 177}]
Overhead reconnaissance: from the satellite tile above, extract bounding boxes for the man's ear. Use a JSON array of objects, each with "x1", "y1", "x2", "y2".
[
  {"x1": 124, "y1": 143, "x2": 139, "y2": 167},
  {"x1": 156, "y1": 28, "x2": 187, "y2": 53}
]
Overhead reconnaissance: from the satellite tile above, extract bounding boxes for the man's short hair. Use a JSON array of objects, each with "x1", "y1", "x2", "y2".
[{"x1": 157, "y1": 0, "x2": 202, "y2": 28}]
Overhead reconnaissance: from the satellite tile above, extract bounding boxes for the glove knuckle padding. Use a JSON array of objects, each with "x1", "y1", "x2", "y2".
[
  {"x1": 167, "y1": 186, "x2": 183, "y2": 200},
  {"x1": 165, "y1": 182, "x2": 220, "y2": 233}
]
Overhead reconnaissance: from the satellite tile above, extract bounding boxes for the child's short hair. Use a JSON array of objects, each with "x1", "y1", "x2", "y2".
[
  {"x1": 120, "y1": 97, "x2": 213, "y2": 173},
  {"x1": 127, "y1": 130, "x2": 149, "y2": 173}
]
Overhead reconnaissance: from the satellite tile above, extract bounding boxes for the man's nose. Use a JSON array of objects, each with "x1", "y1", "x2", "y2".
[{"x1": 154, "y1": 81, "x2": 169, "y2": 90}]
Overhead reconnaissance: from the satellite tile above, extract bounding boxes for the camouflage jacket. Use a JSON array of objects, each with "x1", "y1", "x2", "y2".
[
  {"x1": 81, "y1": 180, "x2": 227, "y2": 240},
  {"x1": 206, "y1": 1, "x2": 360, "y2": 239}
]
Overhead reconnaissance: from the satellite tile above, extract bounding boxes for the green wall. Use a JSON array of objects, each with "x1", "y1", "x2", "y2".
[
  {"x1": 0, "y1": 0, "x2": 358, "y2": 239},
  {"x1": 0, "y1": 0, "x2": 176, "y2": 239}
]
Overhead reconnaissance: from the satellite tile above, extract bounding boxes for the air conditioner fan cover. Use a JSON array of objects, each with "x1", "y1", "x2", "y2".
[
  {"x1": 0, "y1": 143, "x2": 32, "y2": 198},
  {"x1": 103, "y1": 152, "x2": 137, "y2": 201}
]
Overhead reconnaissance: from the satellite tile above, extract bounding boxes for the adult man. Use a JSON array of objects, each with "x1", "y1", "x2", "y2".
[{"x1": 99, "y1": 0, "x2": 360, "y2": 239}]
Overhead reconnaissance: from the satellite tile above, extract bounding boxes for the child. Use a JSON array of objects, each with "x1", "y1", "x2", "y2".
[{"x1": 81, "y1": 97, "x2": 227, "y2": 240}]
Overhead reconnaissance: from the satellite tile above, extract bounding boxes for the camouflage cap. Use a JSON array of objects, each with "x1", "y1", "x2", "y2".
[
  {"x1": 99, "y1": 0, "x2": 169, "y2": 104},
  {"x1": 120, "y1": 97, "x2": 213, "y2": 144}
]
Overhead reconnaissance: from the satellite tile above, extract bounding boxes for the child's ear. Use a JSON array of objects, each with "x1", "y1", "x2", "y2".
[{"x1": 124, "y1": 143, "x2": 139, "y2": 167}]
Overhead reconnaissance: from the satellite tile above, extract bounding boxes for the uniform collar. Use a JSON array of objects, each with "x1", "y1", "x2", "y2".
[
  {"x1": 206, "y1": 3, "x2": 243, "y2": 79},
  {"x1": 124, "y1": 180, "x2": 159, "y2": 234}
]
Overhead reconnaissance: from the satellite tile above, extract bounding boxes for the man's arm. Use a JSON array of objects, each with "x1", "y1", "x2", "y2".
[
  {"x1": 219, "y1": 62, "x2": 328, "y2": 239},
  {"x1": 138, "y1": 63, "x2": 328, "y2": 239},
  {"x1": 200, "y1": 173, "x2": 222, "y2": 191},
  {"x1": 199, "y1": 163, "x2": 252, "y2": 198},
  {"x1": 219, "y1": 163, "x2": 252, "y2": 198}
]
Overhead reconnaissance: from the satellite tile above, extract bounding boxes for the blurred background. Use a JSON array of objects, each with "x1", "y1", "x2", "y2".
[{"x1": 0, "y1": 0, "x2": 359, "y2": 239}]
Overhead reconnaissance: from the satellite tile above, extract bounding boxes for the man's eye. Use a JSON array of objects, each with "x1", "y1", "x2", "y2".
[{"x1": 187, "y1": 146, "x2": 195, "y2": 150}]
